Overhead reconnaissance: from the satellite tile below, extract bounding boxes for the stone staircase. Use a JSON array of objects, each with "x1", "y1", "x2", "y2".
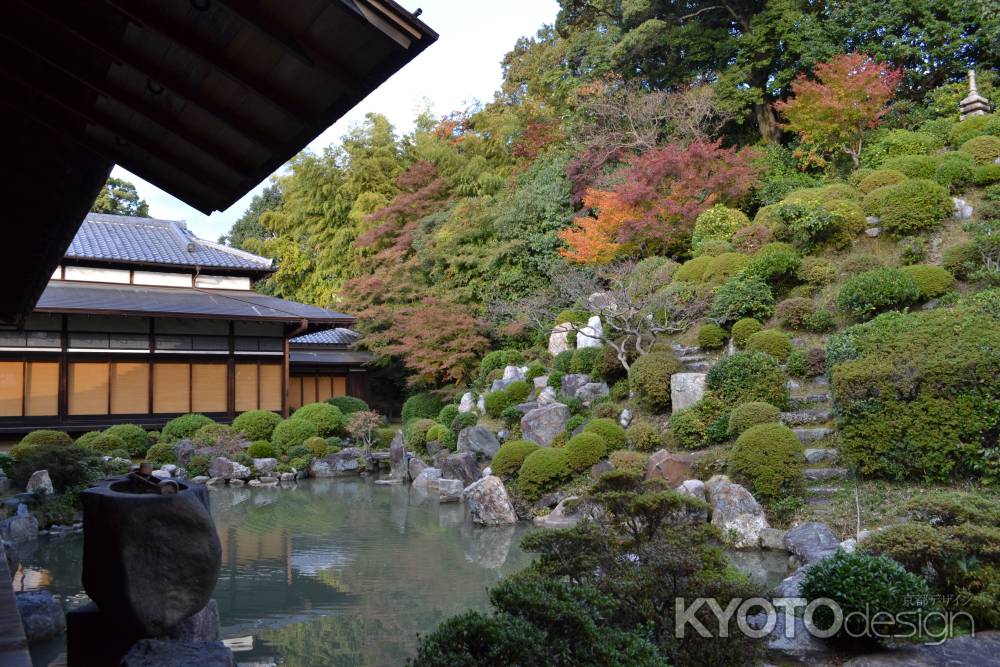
[
  {"x1": 671, "y1": 344, "x2": 712, "y2": 372},
  {"x1": 781, "y1": 379, "x2": 847, "y2": 505}
]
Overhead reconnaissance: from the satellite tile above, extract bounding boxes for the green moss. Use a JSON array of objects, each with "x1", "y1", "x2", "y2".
[
  {"x1": 291, "y1": 402, "x2": 345, "y2": 437},
  {"x1": 729, "y1": 423, "x2": 803, "y2": 503},
  {"x1": 517, "y1": 448, "x2": 571, "y2": 500},
  {"x1": 627, "y1": 352, "x2": 682, "y2": 413},
  {"x1": 746, "y1": 329, "x2": 792, "y2": 361},
  {"x1": 564, "y1": 432, "x2": 607, "y2": 471},
  {"x1": 491, "y1": 439, "x2": 541, "y2": 478},
  {"x1": 727, "y1": 402, "x2": 781, "y2": 437}
]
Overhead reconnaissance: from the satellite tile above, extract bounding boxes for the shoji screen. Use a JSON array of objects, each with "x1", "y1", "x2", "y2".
[
  {"x1": 153, "y1": 363, "x2": 190, "y2": 413},
  {"x1": 192, "y1": 364, "x2": 227, "y2": 413},
  {"x1": 235, "y1": 363, "x2": 259, "y2": 412},
  {"x1": 0, "y1": 362, "x2": 23, "y2": 417},
  {"x1": 111, "y1": 362, "x2": 149, "y2": 414},
  {"x1": 259, "y1": 365, "x2": 282, "y2": 412},
  {"x1": 25, "y1": 362, "x2": 59, "y2": 416},
  {"x1": 69, "y1": 362, "x2": 110, "y2": 415}
]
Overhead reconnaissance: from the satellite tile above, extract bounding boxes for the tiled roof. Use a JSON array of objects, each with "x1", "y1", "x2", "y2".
[
  {"x1": 290, "y1": 328, "x2": 362, "y2": 346},
  {"x1": 65, "y1": 213, "x2": 274, "y2": 272}
]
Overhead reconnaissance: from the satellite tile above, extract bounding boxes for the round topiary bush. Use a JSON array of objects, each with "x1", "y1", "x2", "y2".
[
  {"x1": 405, "y1": 418, "x2": 438, "y2": 453},
  {"x1": 899, "y1": 264, "x2": 954, "y2": 299},
  {"x1": 291, "y1": 402, "x2": 345, "y2": 437},
  {"x1": 102, "y1": 424, "x2": 148, "y2": 457},
  {"x1": 401, "y1": 392, "x2": 445, "y2": 422},
  {"x1": 272, "y1": 419, "x2": 318, "y2": 453},
  {"x1": 248, "y1": 440, "x2": 277, "y2": 458},
  {"x1": 74, "y1": 431, "x2": 103, "y2": 450},
  {"x1": 862, "y1": 179, "x2": 951, "y2": 236},
  {"x1": 485, "y1": 391, "x2": 512, "y2": 419},
  {"x1": 491, "y1": 439, "x2": 540, "y2": 478},
  {"x1": 161, "y1": 414, "x2": 215, "y2": 443},
  {"x1": 746, "y1": 329, "x2": 793, "y2": 361},
  {"x1": 972, "y1": 163, "x2": 1000, "y2": 186},
  {"x1": 696, "y1": 323, "x2": 727, "y2": 349},
  {"x1": 608, "y1": 450, "x2": 648, "y2": 475},
  {"x1": 836, "y1": 268, "x2": 921, "y2": 319},
  {"x1": 880, "y1": 154, "x2": 938, "y2": 179},
  {"x1": 673, "y1": 255, "x2": 715, "y2": 282},
  {"x1": 709, "y1": 276, "x2": 775, "y2": 324},
  {"x1": 731, "y1": 318, "x2": 763, "y2": 349},
  {"x1": 479, "y1": 349, "x2": 526, "y2": 378},
  {"x1": 942, "y1": 241, "x2": 978, "y2": 280},
  {"x1": 627, "y1": 352, "x2": 682, "y2": 412},
  {"x1": 231, "y1": 410, "x2": 282, "y2": 441},
  {"x1": 569, "y1": 348, "x2": 603, "y2": 375},
  {"x1": 961, "y1": 134, "x2": 1000, "y2": 164},
  {"x1": 302, "y1": 436, "x2": 328, "y2": 459},
  {"x1": 691, "y1": 204, "x2": 750, "y2": 253},
  {"x1": 667, "y1": 407, "x2": 708, "y2": 450},
  {"x1": 796, "y1": 257, "x2": 837, "y2": 286},
  {"x1": 145, "y1": 442, "x2": 177, "y2": 465},
  {"x1": 192, "y1": 423, "x2": 230, "y2": 447},
  {"x1": 858, "y1": 169, "x2": 907, "y2": 194},
  {"x1": 564, "y1": 432, "x2": 607, "y2": 472},
  {"x1": 774, "y1": 297, "x2": 816, "y2": 330},
  {"x1": 742, "y1": 242, "x2": 801, "y2": 284},
  {"x1": 517, "y1": 448, "x2": 571, "y2": 500},
  {"x1": 701, "y1": 252, "x2": 750, "y2": 284},
  {"x1": 800, "y1": 551, "x2": 931, "y2": 641},
  {"x1": 10, "y1": 429, "x2": 73, "y2": 462},
  {"x1": 88, "y1": 433, "x2": 127, "y2": 455},
  {"x1": 934, "y1": 155, "x2": 974, "y2": 191},
  {"x1": 727, "y1": 402, "x2": 781, "y2": 437},
  {"x1": 438, "y1": 404, "x2": 460, "y2": 427},
  {"x1": 729, "y1": 423, "x2": 804, "y2": 503},
  {"x1": 187, "y1": 455, "x2": 211, "y2": 478},
  {"x1": 625, "y1": 419, "x2": 663, "y2": 451},
  {"x1": 731, "y1": 223, "x2": 775, "y2": 253},
  {"x1": 583, "y1": 418, "x2": 626, "y2": 450},
  {"x1": 326, "y1": 396, "x2": 369, "y2": 415},
  {"x1": 707, "y1": 351, "x2": 788, "y2": 409}
]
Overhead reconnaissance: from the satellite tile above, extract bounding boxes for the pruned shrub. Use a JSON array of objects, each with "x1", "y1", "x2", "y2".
[
  {"x1": 741, "y1": 242, "x2": 800, "y2": 284},
  {"x1": 9, "y1": 441, "x2": 99, "y2": 491},
  {"x1": 627, "y1": 352, "x2": 681, "y2": 412},
  {"x1": 583, "y1": 418, "x2": 626, "y2": 450},
  {"x1": 485, "y1": 380, "x2": 532, "y2": 418},
  {"x1": 691, "y1": 204, "x2": 750, "y2": 253},
  {"x1": 950, "y1": 114, "x2": 994, "y2": 146},
  {"x1": 232, "y1": 410, "x2": 282, "y2": 441},
  {"x1": 145, "y1": 442, "x2": 177, "y2": 465},
  {"x1": 858, "y1": 169, "x2": 907, "y2": 194},
  {"x1": 701, "y1": 252, "x2": 750, "y2": 284},
  {"x1": 11, "y1": 430, "x2": 73, "y2": 461},
  {"x1": 836, "y1": 268, "x2": 921, "y2": 319},
  {"x1": 727, "y1": 402, "x2": 781, "y2": 437},
  {"x1": 291, "y1": 402, "x2": 345, "y2": 437},
  {"x1": 775, "y1": 297, "x2": 815, "y2": 330},
  {"x1": 862, "y1": 179, "x2": 951, "y2": 236},
  {"x1": 479, "y1": 349, "x2": 525, "y2": 378},
  {"x1": 192, "y1": 423, "x2": 230, "y2": 447},
  {"x1": 570, "y1": 347, "x2": 603, "y2": 375},
  {"x1": 491, "y1": 440, "x2": 540, "y2": 478},
  {"x1": 401, "y1": 392, "x2": 445, "y2": 422},
  {"x1": 517, "y1": 448, "x2": 571, "y2": 500},
  {"x1": 103, "y1": 424, "x2": 148, "y2": 457},
  {"x1": 625, "y1": 420, "x2": 664, "y2": 451},
  {"x1": 899, "y1": 264, "x2": 954, "y2": 299},
  {"x1": 74, "y1": 431, "x2": 103, "y2": 451},
  {"x1": 731, "y1": 223, "x2": 774, "y2": 253},
  {"x1": 709, "y1": 276, "x2": 775, "y2": 324},
  {"x1": 864, "y1": 129, "x2": 940, "y2": 166},
  {"x1": 694, "y1": 239, "x2": 734, "y2": 257},
  {"x1": 609, "y1": 450, "x2": 648, "y2": 475},
  {"x1": 404, "y1": 418, "x2": 437, "y2": 453},
  {"x1": 729, "y1": 423, "x2": 803, "y2": 503},
  {"x1": 187, "y1": 455, "x2": 211, "y2": 478},
  {"x1": 667, "y1": 397, "x2": 727, "y2": 450},
  {"x1": 840, "y1": 253, "x2": 884, "y2": 275},
  {"x1": 731, "y1": 318, "x2": 762, "y2": 349},
  {"x1": 552, "y1": 350, "x2": 574, "y2": 373},
  {"x1": 451, "y1": 411, "x2": 478, "y2": 431},
  {"x1": 800, "y1": 552, "x2": 931, "y2": 642},
  {"x1": 437, "y1": 404, "x2": 460, "y2": 427},
  {"x1": 707, "y1": 351, "x2": 788, "y2": 409},
  {"x1": 248, "y1": 440, "x2": 276, "y2": 458},
  {"x1": 88, "y1": 433, "x2": 127, "y2": 455},
  {"x1": 973, "y1": 163, "x2": 1000, "y2": 186},
  {"x1": 564, "y1": 432, "x2": 607, "y2": 472},
  {"x1": 942, "y1": 241, "x2": 978, "y2": 280},
  {"x1": 934, "y1": 154, "x2": 974, "y2": 191},
  {"x1": 161, "y1": 414, "x2": 214, "y2": 443},
  {"x1": 326, "y1": 396, "x2": 369, "y2": 415},
  {"x1": 746, "y1": 329, "x2": 793, "y2": 361},
  {"x1": 696, "y1": 323, "x2": 727, "y2": 349},
  {"x1": 272, "y1": 419, "x2": 318, "y2": 453},
  {"x1": 785, "y1": 183, "x2": 861, "y2": 203},
  {"x1": 302, "y1": 436, "x2": 328, "y2": 459},
  {"x1": 674, "y1": 255, "x2": 714, "y2": 282},
  {"x1": 880, "y1": 154, "x2": 938, "y2": 179},
  {"x1": 796, "y1": 257, "x2": 837, "y2": 285},
  {"x1": 804, "y1": 348, "x2": 827, "y2": 376},
  {"x1": 961, "y1": 135, "x2": 1000, "y2": 164}
]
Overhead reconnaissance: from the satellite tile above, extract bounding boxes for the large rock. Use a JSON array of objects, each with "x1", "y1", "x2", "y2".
[
  {"x1": 252, "y1": 458, "x2": 278, "y2": 475},
  {"x1": 619, "y1": 408, "x2": 633, "y2": 428},
  {"x1": 842, "y1": 631, "x2": 1000, "y2": 667},
  {"x1": 229, "y1": 462, "x2": 251, "y2": 481},
  {"x1": 707, "y1": 479, "x2": 769, "y2": 549},
  {"x1": 670, "y1": 373, "x2": 706, "y2": 413},
  {"x1": 645, "y1": 450, "x2": 699, "y2": 488},
  {"x1": 502, "y1": 365, "x2": 526, "y2": 381},
  {"x1": 310, "y1": 448, "x2": 363, "y2": 478},
  {"x1": 441, "y1": 452, "x2": 481, "y2": 487},
  {"x1": 389, "y1": 431, "x2": 407, "y2": 480},
  {"x1": 577, "y1": 315, "x2": 603, "y2": 349},
  {"x1": 80, "y1": 477, "x2": 221, "y2": 637},
  {"x1": 207, "y1": 457, "x2": 235, "y2": 480},
  {"x1": 533, "y1": 496, "x2": 586, "y2": 528},
  {"x1": 172, "y1": 440, "x2": 197, "y2": 468},
  {"x1": 533, "y1": 375, "x2": 549, "y2": 390},
  {"x1": 408, "y1": 457, "x2": 427, "y2": 481},
  {"x1": 536, "y1": 386, "x2": 558, "y2": 405},
  {"x1": 783, "y1": 521, "x2": 840, "y2": 565},
  {"x1": 548, "y1": 322, "x2": 573, "y2": 356},
  {"x1": 122, "y1": 639, "x2": 235, "y2": 667},
  {"x1": 16, "y1": 590, "x2": 65, "y2": 642},
  {"x1": 0, "y1": 474, "x2": 9, "y2": 494},
  {"x1": 560, "y1": 373, "x2": 590, "y2": 398},
  {"x1": 168, "y1": 600, "x2": 220, "y2": 642},
  {"x1": 458, "y1": 392, "x2": 477, "y2": 414},
  {"x1": 0, "y1": 513, "x2": 38, "y2": 544},
  {"x1": 463, "y1": 476, "x2": 517, "y2": 525},
  {"x1": 438, "y1": 479, "x2": 464, "y2": 503},
  {"x1": 576, "y1": 382, "x2": 609, "y2": 406},
  {"x1": 26, "y1": 470, "x2": 53, "y2": 495},
  {"x1": 457, "y1": 426, "x2": 501, "y2": 459},
  {"x1": 412, "y1": 467, "x2": 441, "y2": 490},
  {"x1": 520, "y1": 403, "x2": 570, "y2": 446}
]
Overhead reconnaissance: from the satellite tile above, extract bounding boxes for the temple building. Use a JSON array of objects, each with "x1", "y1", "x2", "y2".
[{"x1": 0, "y1": 212, "x2": 371, "y2": 433}]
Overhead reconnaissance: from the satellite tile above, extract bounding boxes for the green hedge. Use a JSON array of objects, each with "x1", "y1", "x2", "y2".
[
  {"x1": 564, "y1": 432, "x2": 607, "y2": 471},
  {"x1": 103, "y1": 424, "x2": 148, "y2": 457},
  {"x1": 627, "y1": 352, "x2": 681, "y2": 412},
  {"x1": 674, "y1": 256, "x2": 714, "y2": 282},
  {"x1": 709, "y1": 276, "x2": 775, "y2": 325},
  {"x1": 746, "y1": 329, "x2": 792, "y2": 361},
  {"x1": 836, "y1": 268, "x2": 921, "y2": 320},
  {"x1": 161, "y1": 414, "x2": 214, "y2": 443},
  {"x1": 706, "y1": 352, "x2": 788, "y2": 410},
  {"x1": 326, "y1": 396, "x2": 369, "y2": 415},
  {"x1": 291, "y1": 402, "x2": 345, "y2": 437},
  {"x1": 517, "y1": 448, "x2": 571, "y2": 500},
  {"x1": 491, "y1": 440, "x2": 540, "y2": 478},
  {"x1": 899, "y1": 264, "x2": 954, "y2": 299}
]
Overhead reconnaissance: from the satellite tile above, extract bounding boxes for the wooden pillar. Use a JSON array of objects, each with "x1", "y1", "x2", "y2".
[
  {"x1": 226, "y1": 321, "x2": 235, "y2": 419},
  {"x1": 57, "y1": 315, "x2": 68, "y2": 421}
]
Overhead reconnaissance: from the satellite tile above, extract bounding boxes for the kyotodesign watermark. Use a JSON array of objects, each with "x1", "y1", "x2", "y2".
[{"x1": 675, "y1": 597, "x2": 975, "y2": 645}]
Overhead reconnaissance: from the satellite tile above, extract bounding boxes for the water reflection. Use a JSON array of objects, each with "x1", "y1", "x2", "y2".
[{"x1": 19, "y1": 478, "x2": 533, "y2": 666}]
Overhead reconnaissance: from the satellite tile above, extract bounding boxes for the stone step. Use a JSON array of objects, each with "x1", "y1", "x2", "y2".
[
  {"x1": 793, "y1": 427, "x2": 834, "y2": 444},
  {"x1": 678, "y1": 354, "x2": 706, "y2": 363},
  {"x1": 807, "y1": 496, "x2": 833, "y2": 506},
  {"x1": 788, "y1": 394, "x2": 832, "y2": 409},
  {"x1": 672, "y1": 344, "x2": 701, "y2": 355},
  {"x1": 804, "y1": 448, "x2": 839, "y2": 464},
  {"x1": 804, "y1": 467, "x2": 848, "y2": 481},
  {"x1": 684, "y1": 362, "x2": 711, "y2": 372},
  {"x1": 806, "y1": 485, "x2": 841, "y2": 497},
  {"x1": 781, "y1": 409, "x2": 832, "y2": 426}
]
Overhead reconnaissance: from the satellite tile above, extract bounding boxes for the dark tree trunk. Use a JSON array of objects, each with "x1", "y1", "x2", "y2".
[{"x1": 754, "y1": 102, "x2": 781, "y2": 143}]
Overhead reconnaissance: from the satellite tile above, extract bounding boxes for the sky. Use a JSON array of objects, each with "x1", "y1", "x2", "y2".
[{"x1": 113, "y1": 0, "x2": 561, "y2": 241}]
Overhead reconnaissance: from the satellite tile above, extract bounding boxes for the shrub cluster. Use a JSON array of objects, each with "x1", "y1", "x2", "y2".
[
  {"x1": 88, "y1": 433, "x2": 127, "y2": 455},
  {"x1": 701, "y1": 253, "x2": 749, "y2": 284},
  {"x1": 405, "y1": 418, "x2": 438, "y2": 453},
  {"x1": 691, "y1": 204, "x2": 750, "y2": 252},
  {"x1": 231, "y1": 410, "x2": 282, "y2": 441},
  {"x1": 745, "y1": 329, "x2": 792, "y2": 361},
  {"x1": 729, "y1": 423, "x2": 804, "y2": 503},
  {"x1": 726, "y1": 402, "x2": 780, "y2": 437},
  {"x1": 709, "y1": 277, "x2": 775, "y2": 324},
  {"x1": 326, "y1": 396, "x2": 369, "y2": 415},
  {"x1": 774, "y1": 298, "x2": 815, "y2": 330},
  {"x1": 625, "y1": 419, "x2": 664, "y2": 451},
  {"x1": 706, "y1": 352, "x2": 788, "y2": 409},
  {"x1": 401, "y1": 392, "x2": 445, "y2": 422},
  {"x1": 836, "y1": 268, "x2": 921, "y2": 319},
  {"x1": 796, "y1": 257, "x2": 837, "y2": 285},
  {"x1": 570, "y1": 347, "x2": 603, "y2": 375},
  {"x1": 192, "y1": 423, "x2": 229, "y2": 447},
  {"x1": 485, "y1": 380, "x2": 532, "y2": 418},
  {"x1": 961, "y1": 135, "x2": 1000, "y2": 164},
  {"x1": 583, "y1": 418, "x2": 626, "y2": 450},
  {"x1": 740, "y1": 242, "x2": 801, "y2": 284},
  {"x1": 517, "y1": 448, "x2": 571, "y2": 500},
  {"x1": 674, "y1": 256, "x2": 714, "y2": 282},
  {"x1": 291, "y1": 402, "x2": 345, "y2": 437},
  {"x1": 491, "y1": 440, "x2": 540, "y2": 478},
  {"x1": 608, "y1": 450, "x2": 648, "y2": 475},
  {"x1": 627, "y1": 352, "x2": 681, "y2": 413},
  {"x1": 145, "y1": 442, "x2": 177, "y2": 465},
  {"x1": 9, "y1": 440, "x2": 98, "y2": 491},
  {"x1": 858, "y1": 169, "x2": 907, "y2": 193},
  {"x1": 696, "y1": 323, "x2": 727, "y2": 349},
  {"x1": 248, "y1": 440, "x2": 276, "y2": 458},
  {"x1": 161, "y1": 414, "x2": 214, "y2": 443},
  {"x1": 667, "y1": 397, "x2": 727, "y2": 450}
]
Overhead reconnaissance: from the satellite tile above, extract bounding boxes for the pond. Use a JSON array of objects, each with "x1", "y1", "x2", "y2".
[{"x1": 15, "y1": 478, "x2": 790, "y2": 666}]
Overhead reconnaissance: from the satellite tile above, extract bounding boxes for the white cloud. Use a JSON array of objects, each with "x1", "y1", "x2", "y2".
[{"x1": 114, "y1": 0, "x2": 559, "y2": 240}]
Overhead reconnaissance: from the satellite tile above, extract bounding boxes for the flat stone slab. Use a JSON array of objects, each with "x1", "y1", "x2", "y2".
[
  {"x1": 804, "y1": 467, "x2": 848, "y2": 481},
  {"x1": 793, "y1": 427, "x2": 834, "y2": 443},
  {"x1": 781, "y1": 409, "x2": 832, "y2": 426},
  {"x1": 804, "y1": 448, "x2": 838, "y2": 464},
  {"x1": 783, "y1": 521, "x2": 840, "y2": 565},
  {"x1": 843, "y1": 631, "x2": 1000, "y2": 666}
]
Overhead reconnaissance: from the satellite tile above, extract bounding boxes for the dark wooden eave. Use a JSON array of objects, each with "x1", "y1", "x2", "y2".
[{"x1": 0, "y1": 0, "x2": 436, "y2": 323}]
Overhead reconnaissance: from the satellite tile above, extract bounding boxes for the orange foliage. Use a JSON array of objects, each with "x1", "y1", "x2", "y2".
[{"x1": 558, "y1": 189, "x2": 640, "y2": 264}]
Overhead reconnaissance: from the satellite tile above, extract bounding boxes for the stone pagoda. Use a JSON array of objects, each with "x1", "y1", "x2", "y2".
[{"x1": 960, "y1": 70, "x2": 991, "y2": 120}]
